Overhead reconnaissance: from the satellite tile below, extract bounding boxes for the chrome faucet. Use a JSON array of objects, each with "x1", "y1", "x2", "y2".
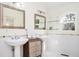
[{"x1": 11, "y1": 36, "x2": 20, "y2": 40}]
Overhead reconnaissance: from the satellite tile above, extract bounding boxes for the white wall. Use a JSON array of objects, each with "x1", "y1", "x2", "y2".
[
  {"x1": 1, "y1": 2, "x2": 79, "y2": 57},
  {"x1": 43, "y1": 35, "x2": 79, "y2": 57},
  {"x1": 21, "y1": 2, "x2": 48, "y2": 57},
  {"x1": 0, "y1": 2, "x2": 27, "y2": 57},
  {"x1": 0, "y1": 2, "x2": 48, "y2": 57},
  {"x1": 0, "y1": 3, "x2": 26, "y2": 57},
  {"x1": 44, "y1": 2, "x2": 79, "y2": 57},
  {"x1": 24, "y1": 2, "x2": 47, "y2": 36},
  {"x1": 47, "y1": 2, "x2": 79, "y2": 34}
]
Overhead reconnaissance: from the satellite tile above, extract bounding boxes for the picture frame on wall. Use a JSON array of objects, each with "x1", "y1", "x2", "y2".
[
  {"x1": 63, "y1": 23, "x2": 75, "y2": 30},
  {"x1": 62, "y1": 13, "x2": 76, "y2": 31},
  {"x1": 34, "y1": 14, "x2": 46, "y2": 30}
]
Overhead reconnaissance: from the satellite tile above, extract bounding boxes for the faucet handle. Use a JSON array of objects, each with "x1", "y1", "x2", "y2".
[{"x1": 15, "y1": 36, "x2": 20, "y2": 40}]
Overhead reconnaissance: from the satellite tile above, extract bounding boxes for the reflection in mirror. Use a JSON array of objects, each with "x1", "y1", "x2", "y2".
[
  {"x1": 0, "y1": 3, "x2": 25, "y2": 28},
  {"x1": 34, "y1": 14, "x2": 46, "y2": 30}
]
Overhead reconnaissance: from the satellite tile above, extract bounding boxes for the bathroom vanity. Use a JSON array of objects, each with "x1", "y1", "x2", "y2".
[{"x1": 23, "y1": 38, "x2": 43, "y2": 57}]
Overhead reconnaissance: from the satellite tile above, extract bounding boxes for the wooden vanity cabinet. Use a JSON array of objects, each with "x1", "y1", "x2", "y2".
[{"x1": 23, "y1": 38, "x2": 43, "y2": 57}]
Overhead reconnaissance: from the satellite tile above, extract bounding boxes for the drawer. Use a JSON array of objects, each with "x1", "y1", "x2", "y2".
[
  {"x1": 29, "y1": 49, "x2": 41, "y2": 57},
  {"x1": 29, "y1": 41, "x2": 42, "y2": 57}
]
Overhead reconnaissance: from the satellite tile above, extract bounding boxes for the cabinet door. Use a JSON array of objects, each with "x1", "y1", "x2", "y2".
[{"x1": 29, "y1": 41, "x2": 42, "y2": 57}]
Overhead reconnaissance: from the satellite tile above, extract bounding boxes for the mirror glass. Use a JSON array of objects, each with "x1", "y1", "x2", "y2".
[
  {"x1": 0, "y1": 4, "x2": 25, "y2": 28},
  {"x1": 34, "y1": 14, "x2": 46, "y2": 30}
]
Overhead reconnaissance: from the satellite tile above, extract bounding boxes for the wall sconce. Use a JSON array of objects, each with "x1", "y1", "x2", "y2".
[
  {"x1": 12, "y1": 2, "x2": 24, "y2": 8},
  {"x1": 37, "y1": 10, "x2": 45, "y2": 14}
]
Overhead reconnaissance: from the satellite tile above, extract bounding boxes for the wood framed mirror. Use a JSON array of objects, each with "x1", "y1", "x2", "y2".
[
  {"x1": 34, "y1": 14, "x2": 46, "y2": 30},
  {"x1": 0, "y1": 3, "x2": 25, "y2": 29}
]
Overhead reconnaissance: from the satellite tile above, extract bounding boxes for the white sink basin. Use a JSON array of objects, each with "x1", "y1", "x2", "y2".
[
  {"x1": 5, "y1": 36, "x2": 28, "y2": 46},
  {"x1": 5, "y1": 36, "x2": 28, "y2": 57}
]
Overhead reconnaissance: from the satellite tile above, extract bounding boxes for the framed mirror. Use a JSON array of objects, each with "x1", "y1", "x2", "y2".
[
  {"x1": 34, "y1": 14, "x2": 46, "y2": 30},
  {"x1": 0, "y1": 3, "x2": 25, "y2": 28}
]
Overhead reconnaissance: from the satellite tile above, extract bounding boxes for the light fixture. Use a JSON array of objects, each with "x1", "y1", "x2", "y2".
[
  {"x1": 12, "y1": 2, "x2": 24, "y2": 8},
  {"x1": 37, "y1": 10, "x2": 45, "y2": 14}
]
